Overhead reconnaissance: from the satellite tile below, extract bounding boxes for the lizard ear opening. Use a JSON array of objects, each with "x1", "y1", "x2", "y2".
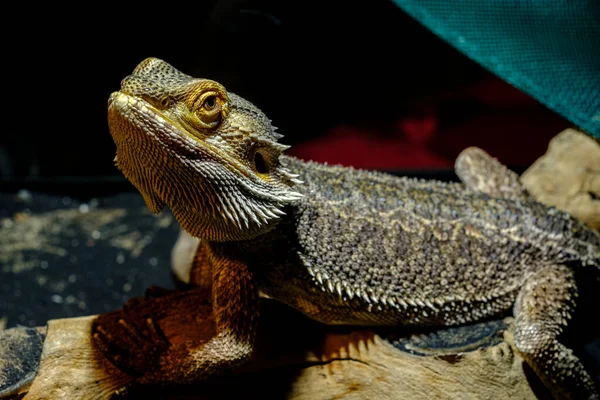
[
  {"x1": 253, "y1": 151, "x2": 270, "y2": 174},
  {"x1": 141, "y1": 190, "x2": 166, "y2": 214}
]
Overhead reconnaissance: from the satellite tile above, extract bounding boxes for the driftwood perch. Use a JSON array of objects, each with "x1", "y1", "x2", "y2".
[
  {"x1": 1, "y1": 128, "x2": 598, "y2": 399},
  {"x1": 7, "y1": 306, "x2": 545, "y2": 400},
  {"x1": 520, "y1": 128, "x2": 600, "y2": 229}
]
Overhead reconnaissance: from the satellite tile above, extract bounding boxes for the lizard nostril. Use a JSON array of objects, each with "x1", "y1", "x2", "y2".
[{"x1": 159, "y1": 96, "x2": 170, "y2": 108}]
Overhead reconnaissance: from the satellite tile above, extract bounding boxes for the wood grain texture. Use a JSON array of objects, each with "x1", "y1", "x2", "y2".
[
  {"x1": 24, "y1": 317, "x2": 132, "y2": 399},
  {"x1": 3, "y1": 128, "x2": 599, "y2": 399},
  {"x1": 21, "y1": 307, "x2": 544, "y2": 400}
]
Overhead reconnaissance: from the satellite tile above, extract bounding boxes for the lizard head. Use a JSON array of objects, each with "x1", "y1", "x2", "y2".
[{"x1": 107, "y1": 58, "x2": 303, "y2": 241}]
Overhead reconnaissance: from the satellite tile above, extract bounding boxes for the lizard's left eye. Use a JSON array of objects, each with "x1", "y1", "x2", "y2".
[
  {"x1": 203, "y1": 96, "x2": 217, "y2": 110},
  {"x1": 195, "y1": 91, "x2": 223, "y2": 127}
]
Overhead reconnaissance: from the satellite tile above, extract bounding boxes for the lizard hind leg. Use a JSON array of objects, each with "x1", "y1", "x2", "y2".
[
  {"x1": 513, "y1": 264, "x2": 598, "y2": 399},
  {"x1": 455, "y1": 146, "x2": 528, "y2": 201}
]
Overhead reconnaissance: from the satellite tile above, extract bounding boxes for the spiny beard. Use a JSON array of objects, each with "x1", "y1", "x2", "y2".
[{"x1": 197, "y1": 161, "x2": 304, "y2": 232}]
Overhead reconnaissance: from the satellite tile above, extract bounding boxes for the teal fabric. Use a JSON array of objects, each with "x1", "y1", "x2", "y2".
[{"x1": 392, "y1": 0, "x2": 600, "y2": 139}]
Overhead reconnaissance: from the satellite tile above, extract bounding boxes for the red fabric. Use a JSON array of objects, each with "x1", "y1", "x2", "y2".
[{"x1": 288, "y1": 77, "x2": 570, "y2": 170}]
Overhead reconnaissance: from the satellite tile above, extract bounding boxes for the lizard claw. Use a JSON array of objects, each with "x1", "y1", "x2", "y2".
[
  {"x1": 92, "y1": 304, "x2": 170, "y2": 377},
  {"x1": 93, "y1": 288, "x2": 214, "y2": 378}
]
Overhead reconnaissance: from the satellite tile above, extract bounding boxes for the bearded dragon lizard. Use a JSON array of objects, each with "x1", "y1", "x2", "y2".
[{"x1": 94, "y1": 58, "x2": 600, "y2": 399}]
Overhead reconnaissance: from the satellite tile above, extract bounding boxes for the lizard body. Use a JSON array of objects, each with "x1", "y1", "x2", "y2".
[
  {"x1": 95, "y1": 58, "x2": 600, "y2": 399},
  {"x1": 223, "y1": 156, "x2": 597, "y2": 328}
]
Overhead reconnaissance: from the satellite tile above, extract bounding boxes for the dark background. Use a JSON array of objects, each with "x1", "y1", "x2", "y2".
[{"x1": 0, "y1": 0, "x2": 570, "y2": 185}]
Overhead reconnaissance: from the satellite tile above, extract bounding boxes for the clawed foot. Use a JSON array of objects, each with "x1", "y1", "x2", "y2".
[
  {"x1": 92, "y1": 287, "x2": 214, "y2": 378},
  {"x1": 92, "y1": 302, "x2": 170, "y2": 377}
]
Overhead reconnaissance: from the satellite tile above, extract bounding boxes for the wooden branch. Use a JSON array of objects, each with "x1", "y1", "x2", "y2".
[
  {"x1": 520, "y1": 128, "x2": 600, "y2": 229},
  {"x1": 7, "y1": 303, "x2": 545, "y2": 400},
  {"x1": 2, "y1": 127, "x2": 597, "y2": 400}
]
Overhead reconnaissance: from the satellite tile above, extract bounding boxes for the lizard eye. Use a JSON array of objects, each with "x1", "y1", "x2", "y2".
[
  {"x1": 203, "y1": 96, "x2": 217, "y2": 111},
  {"x1": 195, "y1": 91, "x2": 223, "y2": 126}
]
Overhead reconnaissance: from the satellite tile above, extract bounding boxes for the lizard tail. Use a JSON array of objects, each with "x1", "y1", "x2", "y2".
[{"x1": 550, "y1": 206, "x2": 600, "y2": 269}]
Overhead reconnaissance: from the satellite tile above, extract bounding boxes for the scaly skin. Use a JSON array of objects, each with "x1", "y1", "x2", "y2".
[{"x1": 94, "y1": 58, "x2": 600, "y2": 399}]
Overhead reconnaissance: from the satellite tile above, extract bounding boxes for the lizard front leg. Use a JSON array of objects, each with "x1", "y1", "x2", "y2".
[
  {"x1": 188, "y1": 240, "x2": 214, "y2": 294},
  {"x1": 513, "y1": 264, "x2": 598, "y2": 399},
  {"x1": 171, "y1": 231, "x2": 214, "y2": 293},
  {"x1": 142, "y1": 249, "x2": 258, "y2": 384},
  {"x1": 134, "y1": 239, "x2": 214, "y2": 305},
  {"x1": 93, "y1": 246, "x2": 259, "y2": 384}
]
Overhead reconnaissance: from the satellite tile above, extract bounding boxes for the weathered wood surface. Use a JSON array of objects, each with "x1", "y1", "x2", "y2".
[
  {"x1": 521, "y1": 128, "x2": 600, "y2": 229},
  {"x1": 1, "y1": 128, "x2": 598, "y2": 399},
  {"x1": 11, "y1": 306, "x2": 545, "y2": 400}
]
